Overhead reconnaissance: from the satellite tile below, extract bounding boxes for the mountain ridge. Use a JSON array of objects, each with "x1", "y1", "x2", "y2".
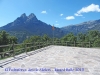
[
  {"x1": 0, "y1": 13, "x2": 64, "y2": 43},
  {"x1": 61, "y1": 19, "x2": 100, "y2": 35},
  {"x1": 0, "y1": 13, "x2": 100, "y2": 43}
]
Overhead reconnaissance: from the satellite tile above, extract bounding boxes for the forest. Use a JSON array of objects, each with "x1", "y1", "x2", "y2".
[{"x1": 0, "y1": 30, "x2": 100, "y2": 53}]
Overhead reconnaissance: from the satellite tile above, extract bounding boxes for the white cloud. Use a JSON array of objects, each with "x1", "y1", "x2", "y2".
[
  {"x1": 41, "y1": 11, "x2": 47, "y2": 14},
  {"x1": 75, "y1": 4, "x2": 100, "y2": 16},
  {"x1": 74, "y1": 13, "x2": 83, "y2": 16},
  {"x1": 60, "y1": 14, "x2": 63, "y2": 16},
  {"x1": 65, "y1": 16, "x2": 75, "y2": 20}
]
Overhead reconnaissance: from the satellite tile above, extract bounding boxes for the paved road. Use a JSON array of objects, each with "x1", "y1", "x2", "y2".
[{"x1": 0, "y1": 45, "x2": 100, "y2": 75}]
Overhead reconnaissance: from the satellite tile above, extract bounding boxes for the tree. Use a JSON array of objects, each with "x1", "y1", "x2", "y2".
[
  {"x1": 0, "y1": 31, "x2": 9, "y2": 45},
  {"x1": 8, "y1": 36, "x2": 18, "y2": 44},
  {"x1": 0, "y1": 31, "x2": 18, "y2": 58},
  {"x1": 42, "y1": 34, "x2": 50, "y2": 41},
  {"x1": 61, "y1": 35, "x2": 68, "y2": 42},
  {"x1": 23, "y1": 35, "x2": 42, "y2": 43},
  {"x1": 66, "y1": 33, "x2": 76, "y2": 42},
  {"x1": 93, "y1": 39, "x2": 100, "y2": 47},
  {"x1": 77, "y1": 33, "x2": 86, "y2": 42},
  {"x1": 87, "y1": 30, "x2": 100, "y2": 42},
  {"x1": 61, "y1": 33, "x2": 77, "y2": 43}
]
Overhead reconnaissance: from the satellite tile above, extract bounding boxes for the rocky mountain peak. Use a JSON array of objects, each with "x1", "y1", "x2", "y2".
[
  {"x1": 28, "y1": 13, "x2": 37, "y2": 20},
  {"x1": 20, "y1": 13, "x2": 27, "y2": 18}
]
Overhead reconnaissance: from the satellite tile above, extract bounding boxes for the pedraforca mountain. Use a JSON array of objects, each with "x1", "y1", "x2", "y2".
[{"x1": 0, "y1": 13, "x2": 64, "y2": 43}]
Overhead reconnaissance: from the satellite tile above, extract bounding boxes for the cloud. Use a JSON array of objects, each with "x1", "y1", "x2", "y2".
[
  {"x1": 75, "y1": 4, "x2": 100, "y2": 16},
  {"x1": 65, "y1": 16, "x2": 75, "y2": 20},
  {"x1": 74, "y1": 13, "x2": 83, "y2": 16},
  {"x1": 41, "y1": 11, "x2": 47, "y2": 14},
  {"x1": 60, "y1": 14, "x2": 63, "y2": 16}
]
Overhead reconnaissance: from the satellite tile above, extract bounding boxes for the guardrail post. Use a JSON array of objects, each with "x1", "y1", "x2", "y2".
[
  {"x1": 25, "y1": 43, "x2": 27, "y2": 54},
  {"x1": 33, "y1": 42, "x2": 34, "y2": 50},
  {"x1": 45, "y1": 42, "x2": 46, "y2": 46},
  {"x1": 89, "y1": 41, "x2": 91, "y2": 48},
  {"x1": 47, "y1": 40, "x2": 48, "y2": 46},
  {"x1": 44, "y1": 42, "x2": 45, "y2": 47},
  {"x1": 12, "y1": 43, "x2": 15, "y2": 58},
  {"x1": 81, "y1": 42, "x2": 83, "y2": 47},
  {"x1": 74, "y1": 41, "x2": 75, "y2": 47},
  {"x1": 49, "y1": 41, "x2": 51, "y2": 45},
  {"x1": 34, "y1": 42, "x2": 36, "y2": 50},
  {"x1": 2, "y1": 52, "x2": 4, "y2": 58},
  {"x1": 0, "y1": 53, "x2": 3, "y2": 59},
  {"x1": 39, "y1": 42, "x2": 40, "y2": 49},
  {"x1": 66, "y1": 41, "x2": 67, "y2": 46},
  {"x1": 38, "y1": 42, "x2": 40, "y2": 49},
  {"x1": 43, "y1": 42, "x2": 45, "y2": 47}
]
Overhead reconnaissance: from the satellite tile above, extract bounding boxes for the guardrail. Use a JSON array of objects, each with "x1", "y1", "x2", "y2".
[
  {"x1": 53, "y1": 41, "x2": 92, "y2": 47},
  {"x1": 0, "y1": 41, "x2": 93, "y2": 59},
  {"x1": 0, "y1": 41, "x2": 52, "y2": 59}
]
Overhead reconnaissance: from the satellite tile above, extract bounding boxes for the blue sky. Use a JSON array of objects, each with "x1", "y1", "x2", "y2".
[{"x1": 0, "y1": 0, "x2": 100, "y2": 28}]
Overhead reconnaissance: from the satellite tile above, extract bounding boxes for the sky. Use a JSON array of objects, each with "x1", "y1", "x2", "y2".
[{"x1": 0, "y1": 0, "x2": 100, "y2": 28}]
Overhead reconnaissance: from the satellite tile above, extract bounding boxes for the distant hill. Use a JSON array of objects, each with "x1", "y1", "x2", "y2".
[
  {"x1": 0, "y1": 13, "x2": 64, "y2": 43},
  {"x1": 61, "y1": 19, "x2": 100, "y2": 35}
]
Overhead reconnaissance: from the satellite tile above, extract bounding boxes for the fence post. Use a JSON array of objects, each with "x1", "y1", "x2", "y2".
[
  {"x1": 74, "y1": 41, "x2": 75, "y2": 47},
  {"x1": 47, "y1": 40, "x2": 48, "y2": 46},
  {"x1": 2, "y1": 52, "x2": 4, "y2": 59},
  {"x1": 12, "y1": 43, "x2": 15, "y2": 58},
  {"x1": 89, "y1": 41, "x2": 91, "y2": 48},
  {"x1": 33, "y1": 42, "x2": 34, "y2": 50},
  {"x1": 45, "y1": 42, "x2": 46, "y2": 46},
  {"x1": 43, "y1": 42, "x2": 44, "y2": 47},
  {"x1": 25, "y1": 43, "x2": 27, "y2": 54},
  {"x1": 81, "y1": 42, "x2": 82, "y2": 47},
  {"x1": 66, "y1": 41, "x2": 67, "y2": 46},
  {"x1": 39, "y1": 42, "x2": 40, "y2": 48},
  {"x1": 80, "y1": 42, "x2": 81, "y2": 47}
]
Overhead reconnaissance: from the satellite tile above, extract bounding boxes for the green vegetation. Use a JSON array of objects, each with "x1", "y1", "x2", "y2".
[
  {"x1": 0, "y1": 30, "x2": 100, "y2": 48},
  {"x1": 22, "y1": 30, "x2": 100, "y2": 47},
  {"x1": 23, "y1": 34, "x2": 51, "y2": 43},
  {"x1": 0, "y1": 31, "x2": 17, "y2": 52},
  {"x1": 0, "y1": 31, "x2": 18, "y2": 59},
  {"x1": 0, "y1": 31, "x2": 17, "y2": 45},
  {"x1": 0, "y1": 30, "x2": 100, "y2": 59},
  {"x1": 60, "y1": 30, "x2": 100, "y2": 47}
]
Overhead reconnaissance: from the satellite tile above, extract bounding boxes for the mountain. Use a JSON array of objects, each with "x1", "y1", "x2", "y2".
[
  {"x1": 61, "y1": 19, "x2": 100, "y2": 35},
  {"x1": 0, "y1": 13, "x2": 64, "y2": 43},
  {"x1": 1, "y1": 13, "x2": 100, "y2": 43}
]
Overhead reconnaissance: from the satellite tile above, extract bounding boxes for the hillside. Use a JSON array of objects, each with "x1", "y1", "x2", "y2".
[{"x1": 61, "y1": 19, "x2": 100, "y2": 35}]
